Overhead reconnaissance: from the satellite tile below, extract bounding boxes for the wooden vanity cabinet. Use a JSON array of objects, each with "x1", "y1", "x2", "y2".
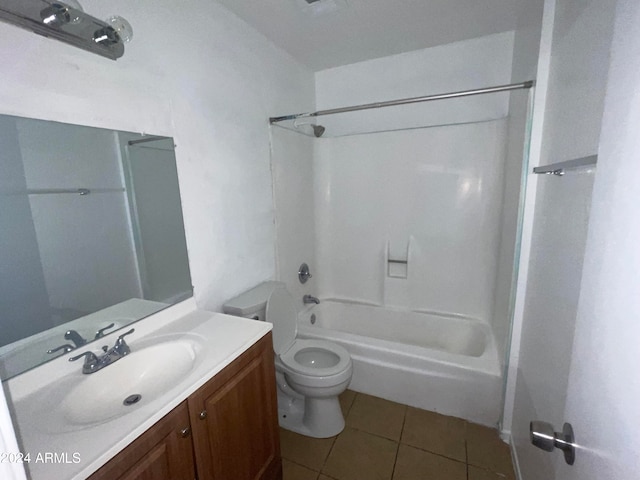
[
  {"x1": 188, "y1": 331, "x2": 281, "y2": 480},
  {"x1": 88, "y1": 401, "x2": 196, "y2": 480},
  {"x1": 88, "y1": 332, "x2": 282, "y2": 480}
]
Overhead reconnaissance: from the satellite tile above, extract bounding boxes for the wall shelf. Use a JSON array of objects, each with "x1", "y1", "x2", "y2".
[{"x1": 532, "y1": 155, "x2": 597, "y2": 176}]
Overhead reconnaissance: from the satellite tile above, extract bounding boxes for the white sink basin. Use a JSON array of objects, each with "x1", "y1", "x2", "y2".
[
  {"x1": 31, "y1": 337, "x2": 204, "y2": 432},
  {"x1": 61, "y1": 341, "x2": 198, "y2": 426}
]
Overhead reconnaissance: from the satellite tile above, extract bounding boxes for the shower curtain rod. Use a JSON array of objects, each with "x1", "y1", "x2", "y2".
[
  {"x1": 127, "y1": 136, "x2": 168, "y2": 146},
  {"x1": 269, "y1": 80, "x2": 534, "y2": 123}
]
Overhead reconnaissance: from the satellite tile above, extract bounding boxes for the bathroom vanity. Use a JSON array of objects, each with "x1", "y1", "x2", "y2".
[
  {"x1": 6, "y1": 300, "x2": 282, "y2": 480},
  {"x1": 88, "y1": 332, "x2": 281, "y2": 480}
]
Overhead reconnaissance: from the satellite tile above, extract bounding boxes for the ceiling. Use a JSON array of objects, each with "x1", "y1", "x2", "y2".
[{"x1": 216, "y1": 0, "x2": 518, "y2": 71}]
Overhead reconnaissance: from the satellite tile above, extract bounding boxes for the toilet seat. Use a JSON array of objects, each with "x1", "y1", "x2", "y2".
[
  {"x1": 266, "y1": 286, "x2": 352, "y2": 385},
  {"x1": 279, "y1": 339, "x2": 351, "y2": 378}
]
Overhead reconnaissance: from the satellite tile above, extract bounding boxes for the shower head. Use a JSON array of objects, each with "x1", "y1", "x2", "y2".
[
  {"x1": 311, "y1": 124, "x2": 325, "y2": 138},
  {"x1": 293, "y1": 119, "x2": 326, "y2": 137}
]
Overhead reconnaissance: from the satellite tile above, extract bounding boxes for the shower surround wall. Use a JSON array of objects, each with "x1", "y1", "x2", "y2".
[
  {"x1": 312, "y1": 32, "x2": 520, "y2": 355},
  {"x1": 313, "y1": 120, "x2": 508, "y2": 322}
]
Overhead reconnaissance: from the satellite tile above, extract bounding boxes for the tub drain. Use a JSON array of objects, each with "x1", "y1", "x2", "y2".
[
  {"x1": 310, "y1": 314, "x2": 316, "y2": 325},
  {"x1": 123, "y1": 394, "x2": 142, "y2": 406}
]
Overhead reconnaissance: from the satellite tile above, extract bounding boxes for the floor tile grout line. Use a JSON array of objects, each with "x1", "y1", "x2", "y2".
[
  {"x1": 341, "y1": 390, "x2": 358, "y2": 419},
  {"x1": 340, "y1": 424, "x2": 402, "y2": 443},
  {"x1": 318, "y1": 417, "x2": 343, "y2": 477},
  {"x1": 329, "y1": 422, "x2": 469, "y2": 465},
  {"x1": 465, "y1": 420, "x2": 470, "y2": 480},
  {"x1": 282, "y1": 457, "x2": 322, "y2": 473},
  {"x1": 320, "y1": 434, "x2": 339, "y2": 474},
  {"x1": 466, "y1": 440, "x2": 470, "y2": 480},
  {"x1": 398, "y1": 442, "x2": 468, "y2": 465},
  {"x1": 390, "y1": 405, "x2": 409, "y2": 479},
  {"x1": 318, "y1": 473, "x2": 340, "y2": 480}
]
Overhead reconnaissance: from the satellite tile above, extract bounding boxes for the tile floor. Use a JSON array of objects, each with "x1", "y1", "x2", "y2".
[{"x1": 280, "y1": 390, "x2": 516, "y2": 480}]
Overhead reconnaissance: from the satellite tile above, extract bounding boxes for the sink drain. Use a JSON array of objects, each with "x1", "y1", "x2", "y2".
[{"x1": 123, "y1": 394, "x2": 142, "y2": 406}]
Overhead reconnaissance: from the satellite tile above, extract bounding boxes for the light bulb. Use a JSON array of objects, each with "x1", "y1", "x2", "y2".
[
  {"x1": 60, "y1": 0, "x2": 83, "y2": 24},
  {"x1": 105, "y1": 15, "x2": 133, "y2": 43}
]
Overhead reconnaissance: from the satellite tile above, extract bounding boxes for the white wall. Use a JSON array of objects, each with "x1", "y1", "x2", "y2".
[
  {"x1": 558, "y1": 1, "x2": 640, "y2": 476},
  {"x1": 0, "y1": 0, "x2": 315, "y2": 313},
  {"x1": 270, "y1": 126, "x2": 317, "y2": 307},
  {"x1": 315, "y1": 32, "x2": 515, "y2": 137},
  {"x1": 506, "y1": 0, "x2": 616, "y2": 478}
]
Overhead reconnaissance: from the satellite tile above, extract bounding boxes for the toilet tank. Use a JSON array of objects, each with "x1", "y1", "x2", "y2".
[{"x1": 222, "y1": 281, "x2": 285, "y2": 322}]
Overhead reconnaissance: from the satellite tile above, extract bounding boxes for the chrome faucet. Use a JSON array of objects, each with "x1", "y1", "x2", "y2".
[
  {"x1": 64, "y1": 329, "x2": 87, "y2": 348},
  {"x1": 94, "y1": 322, "x2": 116, "y2": 340},
  {"x1": 69, "y1": 328, "x2": 135, "y2": 374},
  {"x1": 47, "y1": 344, "x2": 75, "y2": 355},
  {"x1": 303, "y1": 295, "x2": 320, "y2": 304}
]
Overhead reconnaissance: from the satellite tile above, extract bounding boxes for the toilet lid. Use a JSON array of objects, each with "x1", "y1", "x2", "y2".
[{"x1": 265, "y1": 286, "x2": 298, "y2": 355}]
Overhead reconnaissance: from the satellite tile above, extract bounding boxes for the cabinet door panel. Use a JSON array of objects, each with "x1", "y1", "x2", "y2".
[
  {"x1": 88, "y1": 401, "x2": 195, "y2": 480},
  {"x1": 116, "y1": 442, "x2": 170, "y2": 480},
  {"x1": 190, "y1": 333, "x2": 281, "y2": 480}
]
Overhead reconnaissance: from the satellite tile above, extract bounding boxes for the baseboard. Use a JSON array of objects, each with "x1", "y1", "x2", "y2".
[{"x1": 507, "y1": 432, "x2": 524, "y2": 480}]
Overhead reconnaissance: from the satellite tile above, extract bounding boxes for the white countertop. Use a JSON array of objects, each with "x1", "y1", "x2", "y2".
[{"x1": 5, "y1": 299, "x2": 271, "y2": 480}]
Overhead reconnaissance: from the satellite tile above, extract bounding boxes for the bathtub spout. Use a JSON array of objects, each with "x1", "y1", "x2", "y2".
[{"x1": 303, "y1": 295, "x2": 320, "y2": 304}]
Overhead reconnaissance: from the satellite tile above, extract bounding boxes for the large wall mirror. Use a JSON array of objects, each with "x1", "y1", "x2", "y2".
[{"x1": 0, "y1": 114, "x2": 193, "y2": 379}]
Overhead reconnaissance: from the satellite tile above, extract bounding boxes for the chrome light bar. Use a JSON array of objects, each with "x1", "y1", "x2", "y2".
[{"x1": 0, "y1": 0, "x2": 125, "y2": 60}]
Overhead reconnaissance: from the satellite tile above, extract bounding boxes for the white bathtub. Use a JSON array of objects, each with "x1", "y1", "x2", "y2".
[{"x1": 297, "y1": 299, "x2": 503, "y2": 426}]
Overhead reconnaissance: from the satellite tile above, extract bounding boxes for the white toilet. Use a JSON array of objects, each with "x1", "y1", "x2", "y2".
[{"x1": 223, "y1": 281, "x2": 353, "y2": 438}]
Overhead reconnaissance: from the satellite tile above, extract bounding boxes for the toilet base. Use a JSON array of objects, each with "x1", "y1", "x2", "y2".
[{"x1": 277, "y1": 388, "x2": 345, "y2": 438}]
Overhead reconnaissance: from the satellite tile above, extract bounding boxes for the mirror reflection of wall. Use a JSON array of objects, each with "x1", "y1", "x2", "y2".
[
  {"x1": 0, "y1": 115, "x2": 193, "y2": 378},
  {"x1": 119, "y1": 134, "x2": 192, "y2": 304}
]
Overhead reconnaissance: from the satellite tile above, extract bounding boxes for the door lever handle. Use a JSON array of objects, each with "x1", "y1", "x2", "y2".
[{"x1": 530, "y1": 421, "x2": 576, "y2": 465}]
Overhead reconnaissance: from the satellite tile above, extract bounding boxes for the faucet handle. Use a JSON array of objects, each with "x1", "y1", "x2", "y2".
[
  {"x1": 116, "y1": 328, "x2": 135, "y2": 342},
  {"x1": 112, "y1": 328, "x2": 135, "y2": 356},
  {"x1": 69, "y1": 351, "x2": 100, "y2": 374},
  {"x1": 298, "y1": 263, "x2": 313, "y2": 284},
  {"x1": 94, "y1": 322, "x2": 116, "y2": 340},
  {"x1": 69, "y1": 351, "x2": 98, "y2": 362},
  {"x1": 47, "y1": 344, "x2": 75, "y2": 355},
  {"x1": 69, "y1": 351, "x2": 98, "y2": 364}
]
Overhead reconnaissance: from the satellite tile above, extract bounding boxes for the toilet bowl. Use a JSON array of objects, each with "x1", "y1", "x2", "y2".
[{"x1": 223, "y1": 281, "x2": 353, "y2": 438}]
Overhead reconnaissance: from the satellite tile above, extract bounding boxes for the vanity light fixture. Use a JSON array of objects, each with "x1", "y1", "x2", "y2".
[
  {"x1": 40, "y1": 0, "x2": 82, "y2": 25},
  {"x1": 94, "y1": 15, "x2": 133, "y2": 44},
  {"x1": 0, "y1": 0, "x2": 131, "y2": 59},
  {"x1": 40, "y1": 3, "x2": 71, "y2": 26}
]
